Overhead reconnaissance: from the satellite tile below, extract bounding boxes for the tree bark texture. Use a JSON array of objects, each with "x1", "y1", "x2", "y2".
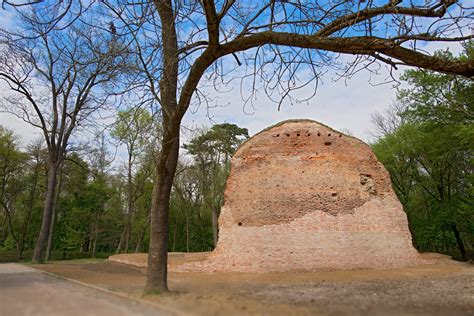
[
  {"x1": 143, "y1": 0, "x2": 474, "y2": 295},
  {"x1": 144, "y1": 132, "x2": 180, "y2": 294},
  {"x1": 32, "y1": 159, "x2": 59, "y2": 263}
]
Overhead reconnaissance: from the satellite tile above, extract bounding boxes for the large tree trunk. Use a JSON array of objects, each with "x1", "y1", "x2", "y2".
[
  {"x1": 32, "y1": 159, "x2": 59, "y2": 263},
  {"x1": 45, "y1": 167, "x2": 63, "y2": 261},
  {"x1": 44, "y1": 205, "x2": 56, "y2": 261},
  {"x1": 144, "y1": 131, "x2": 180, "y2": 294},
  {"x1": 144, "y1": 0, "x2": 180, "y2": 295},
  {"x1": 451, "y1": 223, "x2": 468, "y2": 261}
]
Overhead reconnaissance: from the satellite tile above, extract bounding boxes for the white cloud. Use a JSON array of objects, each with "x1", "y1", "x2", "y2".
[
  {"x1": 0, "y1": 3, "x2": 466, "y2": 147},
  {"x1": 182, "y1": 41, "x2": 466, "y2": 143},
  {"x1": 182, "y1": 66, "x2": 398, "y2": 143},
  {"x1": 0, "y1": 113, "x2": 40, "y2": 144}
]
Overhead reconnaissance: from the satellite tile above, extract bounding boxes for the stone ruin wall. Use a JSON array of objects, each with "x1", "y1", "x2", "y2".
[{"x1": 174, "y1": 120, "x2": 423, "y2": 272}]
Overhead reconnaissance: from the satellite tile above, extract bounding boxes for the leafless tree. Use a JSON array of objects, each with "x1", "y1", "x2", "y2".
[
  {"x1": 5, "y1": 0, "x2": 473, "y2": 292},
  {"x1": 370, "y1": 101, "x2": 409, "y2": 138},
  {"x1": 0, "y1": 5, "x2": 128, "y2": 262},
  {"x1": 99, "y1": 0, "x2": 473, "y2": 294},
  {"x1": 111, "y1": 107, "x2": 153, "y2": 254}
]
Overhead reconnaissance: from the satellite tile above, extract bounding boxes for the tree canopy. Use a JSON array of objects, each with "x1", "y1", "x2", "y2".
[
  {"x1": 0, "y1": 0, "x2": 472, "y2": 294},
  {"x1": 372, "y1": 49, "x2": 473, "y2": 261}
]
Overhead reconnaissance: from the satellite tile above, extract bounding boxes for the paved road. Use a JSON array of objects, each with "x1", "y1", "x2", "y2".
[{"x1": 0, "y1": 263, "x2": 168, "y2": 316}]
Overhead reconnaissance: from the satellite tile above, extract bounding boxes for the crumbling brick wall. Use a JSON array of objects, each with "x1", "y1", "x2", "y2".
[{"x1": 175, "y1": 120, "x2": 423, "y2": 272}]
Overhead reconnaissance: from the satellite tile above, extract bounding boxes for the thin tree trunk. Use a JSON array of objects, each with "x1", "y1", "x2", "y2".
[
  {"x1": 123, "y1": 147, "x2": 134, "y2": 254},
  {"x1": 91, "y1": 206, "x2": 102, "y2": 258},
  {"x1": 115, "y1": 225, "x2": 126, "y2": 254},
  {"x1": 134, "y1": 211, "x2": 149, "y2": 253},
  {"x1": 172, "y1": 226, "x2": 176, "y2": 252},
  {"x1": 442, "y1": 230, "x2": 448, "y2": 253},
  {"x1": 32, "y1": 160, "x2": 59, "y2": 263},
  {"x1": 451, "y1": 223, "x2": 468, "y2": 261},
  {"x1": 198, "y1": 208, "x2": 206, "y2": 251},
  {"x1": 2, "y1": 202, "x2": 20, "y2": 254},
  {"x1": 134, "y1": 225, "x2": 146, "y2": 253},
  {"x1": 18, "y1": 161, "x2": 40, "y2": 259},
  {"x1": 81, "y1": 233, "x2": 90, "y2": 252},
  {"x1": 1, "y1": 215, "x2": 8, "y2": 247},
  {"x1": 125, "y1": 222, "x2": 131, "y2": 253},
  {"x1": 117, "y1": 210, "x2": 132, "y2": 254},
  {"x1": 185, "y1": 208, "x2": 189, "y2": 253}
]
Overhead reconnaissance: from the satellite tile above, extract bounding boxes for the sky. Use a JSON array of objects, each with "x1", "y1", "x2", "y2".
[
  {"x1": 0, "y1": 4, "x2": 466, "y2": 153},
  {"x1": 181, "y1": 39, "x2": 464, "y2": 143}
]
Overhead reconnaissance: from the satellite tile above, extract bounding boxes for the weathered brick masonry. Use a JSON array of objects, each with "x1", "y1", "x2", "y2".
[{"x1": 175, "y1": 120, "x2": 423, "y2": 272}]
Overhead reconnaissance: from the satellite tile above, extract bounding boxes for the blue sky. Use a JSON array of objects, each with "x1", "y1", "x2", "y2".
[
  {"x1": 0, "y1": 3, "x2": 467, "y2": 154},
  {"x1": 180, "y1": 39, "x2": 464, "y2": 143}
]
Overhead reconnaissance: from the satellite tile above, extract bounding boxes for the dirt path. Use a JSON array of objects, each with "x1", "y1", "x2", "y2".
[
  {"x1": 32, "y1": 259, "x2": 474, "y2": 316},
  {"x1": 0, "y1": 263, "x2": 169, "y2": 316}
]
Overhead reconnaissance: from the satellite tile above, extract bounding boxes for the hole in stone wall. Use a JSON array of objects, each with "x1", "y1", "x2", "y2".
[
  {"x1": 238, "y1": 222, "x2": 242, "y2": 226},
  {"x1": 276, "y1": 134, "x2": 280, "y2": 137},
  {"x1": 324, "y1": 141, "x2": 332, "y2": 146},
  {"x1": 339, "y1": 134, "x2": 342, "y2": 137},
  {"x1": 317, "y1": 132, "x2": 321, "y2": 136},
  {"x1": 297, "y1": 133, "x2": 300, "y2": 136},
  {"x1": 328, "y1": 133, "x2": 331, "y2": 136},
  {"x1": 286, "y1": 134, "x2": 290, "y2": 137},
  {"x1": 360, "y1": 174, "x2": 376, "y2": 194},
  {"x1": 331, "y1": 192, "x2": 338, "y2": 197}
]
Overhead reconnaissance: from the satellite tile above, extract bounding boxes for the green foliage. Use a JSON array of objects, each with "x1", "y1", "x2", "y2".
[
  {"x1": 2, "y1": 235, "x2": 16, "y2": 251},
  {"x1": 0, "y1": 250, "x2": 111, "y2": 263},
  {"x1": 111, "y1": 107, "x2": 154, "y2": 152},
  {"x1": 169, "y1": 123, "x2": 249, "y2": 251},
  {"x1": 0, "y1": 127, "x2": 29, "y2": 251},
  {"x1": 183, "y1": 123, "x2": 249, "y2": 163},
  {"x1": 373, "y1": 50, "x2": 473, "y2": 259},
  {"x1": 0, "y1": 120, "x2": 244, "y2": 258}
]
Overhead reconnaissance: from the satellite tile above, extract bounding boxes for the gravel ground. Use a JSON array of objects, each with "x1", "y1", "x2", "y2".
[
  {"x1": 33, "y1": 260, "x2": 474, "y2": 316},
  {"x1": 246, "y1": 275, "x2": 474, "y2": 315}
]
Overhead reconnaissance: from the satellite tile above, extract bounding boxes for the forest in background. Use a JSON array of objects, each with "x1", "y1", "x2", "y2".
[
  {"x1": 0, "y1": 118, "x2": 249, "y2": 261},
  {"x1": 372, "y1": 49, "x2": 473, "y2": 261},
  {"x1": 0, "y1": 55, "x2": 472, "y2": 262}
]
